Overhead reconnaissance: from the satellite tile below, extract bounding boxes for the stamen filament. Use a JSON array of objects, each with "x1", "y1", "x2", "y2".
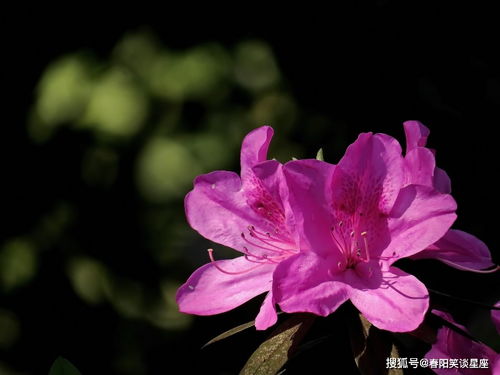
[
  {"x1": 248, "y1": 226, "x2": 289, "y2": 243},
  {"x1": 330, "y1": 226, "x2": 346, "y2": 256},
  {"x1": 361, "y1": 231, "x2": 370, "y2": 262},
  {"x1": 248, "y1": 231, "x2": 296, "y2": 253},
  {"x1": 243, "y1": 246, "x2": 271, "y2": 262},
  {"x1": 207, "y1": 249, "x2": 263, "y2": 275},
  {"x1": 241, "y1": 233, "x2": 295, "y2": 254}
]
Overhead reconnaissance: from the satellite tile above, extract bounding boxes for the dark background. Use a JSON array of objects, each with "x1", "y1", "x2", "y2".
[{"x1": 1, "y1": 3, "x2": 499, "y2": 374}]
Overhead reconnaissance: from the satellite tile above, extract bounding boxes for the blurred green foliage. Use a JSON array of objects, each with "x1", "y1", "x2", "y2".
[
  {"x1": 2, "y1": 30, "x2": 307, "y2": 374},
  {"x1": 0, "y1": 239, "x2": 37, "y2": 292}
]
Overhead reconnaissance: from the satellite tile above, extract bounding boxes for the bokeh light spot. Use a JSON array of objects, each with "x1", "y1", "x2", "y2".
[
  {"x1": 136, "y1": 137, "x2": 202, "y2": 202},
  {"x1": 0, "y1": 238, "x2": 37, "y2": 292},
  {"x1": 0, "y1": 309, "x2": 20, "y2": 349},
  {"x1": 80, "y1": 68, "x2": 149, "y2": 139},
  {"x1": 66, "y1": 257, "x2": 110, "y2": 305},
  {"x1": 31, "y1": 55, "x2": 94, "y2": 142},
  {"x1": 234, "y1": 40, "x2": 280, "y2": 93}
]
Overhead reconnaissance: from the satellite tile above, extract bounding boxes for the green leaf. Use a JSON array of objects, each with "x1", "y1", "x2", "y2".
[
  {"x1": 49, "y1": 357, "x2": 82, "y2": 375},
  {"x1": 315, "y1": 148, "x2": 324, "y2": 161},
  {"x1": 349, "y1": 314, "x2": 402, "y2": 375},
  {"x1": 240, "y1": 313, "x2": 315, "y2": 375},
  {"x1": 202, "y1": 319, "x2": 257, "y2": 349},
  {"x1": 202, "y1": 312, "x2": 283, "y2": 349}
]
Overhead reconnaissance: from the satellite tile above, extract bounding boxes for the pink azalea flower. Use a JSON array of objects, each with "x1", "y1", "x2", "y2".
[
  {"x1": 425, "y1": 310, "x2": 499, "y2": 375},
  {"x1": 273, "y1": 132, "x2": 458, "y2": 332},
  {"x1": 176, "y1": 126, "x2": 299, "y2": 330},
  {"x1": 403, "y1": 121, "x2": 497, "y2": 273}
]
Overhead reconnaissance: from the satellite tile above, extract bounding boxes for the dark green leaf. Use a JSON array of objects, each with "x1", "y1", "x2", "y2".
[
  {"x1": 240, "y1": 313, "x2": 315, "y2": 375},
  {"x1": 202, "y1": 312, "x2": 283, "y2": 349},
  {"x1": 295, "y1": 335, "x2": 332, "y2": 355},
  {"x1": 49, "y1": 357, "x2": 82, "y2": 375},
  {"x1": 315, "y1": 148, "x2": 324, "y2": 161},
  {"x1": 349, "y1": 313, "x2": 402, "y2": 375},
  {"x1": 202, "y1": 319, "x2": 257, "y2": 349}
]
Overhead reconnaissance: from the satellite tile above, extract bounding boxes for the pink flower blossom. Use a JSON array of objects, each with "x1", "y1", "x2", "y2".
[
  {"x1": 176, "y1": 126, "x2": 299, "y2": 330},
  {"x1": 425, "y1": 310, "x2": 499, "y2": 375},
  {"x1": 273, "y1": 132, "x2": 457, "y2": 332},
  {"x1": 403, "y1": 120, "x2": 497, "y2": 273}
]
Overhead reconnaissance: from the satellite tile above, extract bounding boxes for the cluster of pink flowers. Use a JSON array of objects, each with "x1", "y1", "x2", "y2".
[{"x1": 176, "y1": 123, "x2": 498, "y2": 370}]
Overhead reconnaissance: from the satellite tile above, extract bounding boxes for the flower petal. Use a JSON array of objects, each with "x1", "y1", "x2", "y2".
[
  {"x1": 433, "y1": 167, "x2": 452, "y2": 194},
  {"x1": 255, "y1": 291, "x2": 278, "y2": 330},
  {"x1": 283, "y1": 159, "x2": 337, "y2": 256},
  {"x1": 176, "y1": 256, "x2": 275, "y2": 315},
  {"x1": 410, "y1": 229, "x2": 495, "y2": 271},
  {"x1": 493, "y1": 358, "x2": 500, "y2": 375},
  {"x1": 328, "y1": 133, "x2": 405, "y2": 259},
  {"x1": 403, "y1": 120, "x2": 430, "y2": 153},
  {"x1": 251, "y1": 160, "x2": 296, "y2": 242},
  {"x1": 382, "y1": 185, "x2": 457, "y2": 263},
  {"x1": 403, "y1": 121, "x2": 452, "y2": 194},
  {"x1": 347, "y1": 266, "x2": 429, "y2": 332},
  {"x1": 332, "y1": 132, "x2": 404, "y2": 216},
  {"x1": 404, "y1": 147, "x2": 436, "y2": 187},
  {"x1": 273, "y1": 252, "x2": 349, "y2": 316},
  {"x1": 186, "y1": 166, "x2": 293, "y2": 254},
  {"x1": 240, "y1": 126, "x2": 274, "y2": 178},
  {"x1": 185, "y1": 171, "x2": 255, "y2": 251}
]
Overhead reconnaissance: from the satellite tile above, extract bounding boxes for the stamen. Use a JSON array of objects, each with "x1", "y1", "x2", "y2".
[
  {"x1": 335, "y1": 221, "x2": 351, "y2": 256},
  {"x1": 243, "y1": 248, "x2": 286, "y2": 264},
  {"x1": 207, "y1": 249, "x2": 263, "y2": 275},
  {"x1": 244, "y1": 254, "x2": 269, "y2": 263},
  {"x1": 241, "y1": 232, "x2": 296, "y2": 254},
  {"x1": 248, "y1": 231, "x2": 295, "y2": 252},
  {"x1": 247, "y1": 226, "x2": 283, "y2": 242},
  {"x1": 243, "y1": 246, "x2": 269, "y2": 262},
  {"x1": 330, "y1": 226, "x2": 346, "y2": 256},
  {"x1": 361, "y1": 231, "x2": 370, "y2": 262}
]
